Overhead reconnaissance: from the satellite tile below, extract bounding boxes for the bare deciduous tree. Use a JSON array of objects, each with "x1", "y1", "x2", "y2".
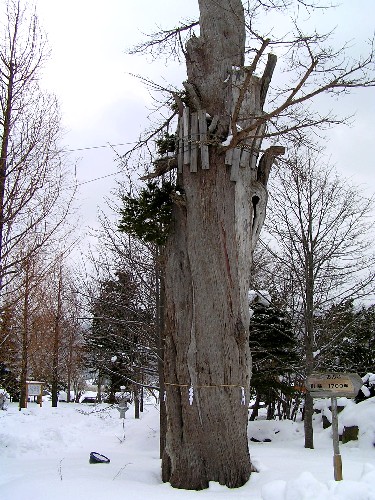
[
  {"x1": 0, "y1": 247, "x2": 84, "y2": 408},
  {"x1": 263, "y1": 146, "x2": 375, "y2": 447},
  {"x1": 0, "y1": 0, "x2": 76, "y2": 294}
]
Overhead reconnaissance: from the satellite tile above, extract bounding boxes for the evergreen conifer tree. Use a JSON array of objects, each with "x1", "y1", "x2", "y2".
[
  {"x1": 319, "y1": 302, "x2": 375, "y2": 376},
  {"x1": 85, "y1": 270, "x2": 153, "y2": 402},
  {"x1": 249, "y1": 294, "x2": 298, "y2": 419}
]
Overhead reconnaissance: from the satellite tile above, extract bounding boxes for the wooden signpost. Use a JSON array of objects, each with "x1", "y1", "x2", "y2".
[{"x1": 306, "y1": 372, "x2": 363, "y2": 482}]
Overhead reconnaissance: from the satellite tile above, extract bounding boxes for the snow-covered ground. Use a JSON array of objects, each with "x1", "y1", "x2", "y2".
[{"x1": 1, "y1": 398, "x2": 375, "y2": 499}]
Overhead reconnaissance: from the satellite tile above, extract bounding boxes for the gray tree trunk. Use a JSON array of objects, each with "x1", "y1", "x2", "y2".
[
  {"x1": 161, "y1": 0, "x2": 277, "y2": 489},
  {"x1": 156, "y1": 250, "x2": 167, "y2": 457},
  {"x1": 19, "y1": 260, "x2": 31, "y2": 410},
  {"x1": 304, "y1": 238, "x2": 315, "y2": 448},
  {"x1": 52, "y1": 269, "x2": 62, "y2": 407},
  {"x1": 134, "y1": 384, "x2": 140, "y2": 419}
]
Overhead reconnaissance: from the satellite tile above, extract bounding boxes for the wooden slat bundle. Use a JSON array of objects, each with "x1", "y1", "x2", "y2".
[
  {"x1": 176, "y1": 106, "x2": 255, "y2": 180},
  {"x1": 177, "y1": 107, "x2": 210, "y2": 173}
]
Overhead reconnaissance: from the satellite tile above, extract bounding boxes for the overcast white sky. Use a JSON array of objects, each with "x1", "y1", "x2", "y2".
[{"x1": 32, "y1": 0, "x2": 375, "y2": 253}]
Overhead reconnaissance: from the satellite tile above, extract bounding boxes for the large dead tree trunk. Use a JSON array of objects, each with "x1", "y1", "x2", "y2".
[{"x1": 162, "y1": 0, "x2": 281, "y2": 490}]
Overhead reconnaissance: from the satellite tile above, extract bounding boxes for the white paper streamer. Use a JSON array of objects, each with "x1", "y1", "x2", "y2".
[
  {"x1": 188, "y1": 386, "x2": 194, "y2": 405},
  {"x1": 241, "y1": 386, "x2": 246, "y2": 405}
]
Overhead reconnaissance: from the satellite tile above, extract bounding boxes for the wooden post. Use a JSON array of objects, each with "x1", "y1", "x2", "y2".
[{"x1": 331, "y1": 396, "x2": 343, "y2": 481}]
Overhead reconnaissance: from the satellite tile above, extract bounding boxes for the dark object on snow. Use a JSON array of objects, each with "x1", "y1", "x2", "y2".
[
  {"x1": 89, "y1": 452, "x2": 110, "y2": 464},
  {"x1": 250, "y1": 437, "x2": 272, "y2": 443},
  {"x1": 342, "y1": 426, "x2": 359, "y2": 444}
]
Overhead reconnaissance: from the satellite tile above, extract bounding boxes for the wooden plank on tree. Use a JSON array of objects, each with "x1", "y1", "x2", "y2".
[
  {"x1": 190, "y1": 112, "x2": 198, "y2": 172},
  {"x1": 198, "y1": 109, "x2": 209, "y2": 169},
  {"x1": 230, "y1": 148, "x2": 241, "y2": 182},
  {"x1": 240, "y1": 148, "x2": 250, "y2": 169},
  {"x1": 178, "y1": 117, "x2": 183, "y2": 173},
  {"x1": 183, "y1": 107, "x2": 190, "y2": 166},
  {"x1": 225, "y1": 148, "x2": 233, "y2": 165}
]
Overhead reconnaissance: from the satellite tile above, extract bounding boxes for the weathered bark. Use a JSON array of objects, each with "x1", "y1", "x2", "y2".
[
  {"x1": 185, "y1": 0, "x2": 245, "y2": 134},
  {"x1": 162, "y1": 157, "x2": 252, "y2": 489},
  {"x1": 162, "y1": 0, "x2": 279, "y2": 489}
]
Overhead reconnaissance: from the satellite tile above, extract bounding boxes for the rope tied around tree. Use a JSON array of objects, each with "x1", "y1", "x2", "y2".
[{"x1": 164, "y1": 382, "x2": 247, "y2": 406}]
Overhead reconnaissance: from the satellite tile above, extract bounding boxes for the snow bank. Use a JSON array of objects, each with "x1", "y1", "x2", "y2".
[
  {"x1": 0, "y1": 400, "x2": 374, "y2": 499},
  {"x1": 262, "y1": 467, "x2": 375, "y2": 500},
  {"x1": 248, "y1": 418, "x2": 303, "y2": 443},
  {"x1": 339, "y1": 397, "x2": 375, "y2": 448}
]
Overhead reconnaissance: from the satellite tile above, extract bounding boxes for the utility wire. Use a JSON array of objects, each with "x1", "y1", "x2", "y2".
[
  {"x1": 77, "y1": 170, "x2": 124, "y2": 186},
  {"x1": 66, "y1": 141, "x2": 142, "y2": 186},
  {"x1": 66, "y1": 141, "x2": 137, "y2": 153},
  {"x1": 1, "y1": 141, "x2": 141, "y2": 187},
  {"x1": 67, "y1": 142, "x2": 134, "y2": 186}
]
